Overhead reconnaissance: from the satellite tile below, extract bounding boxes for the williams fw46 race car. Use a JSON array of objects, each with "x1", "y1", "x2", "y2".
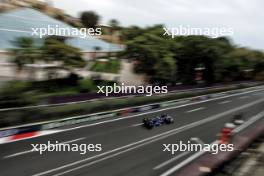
[{"x1": 143, "y1": 114, "x2": 174, "y2": 129}]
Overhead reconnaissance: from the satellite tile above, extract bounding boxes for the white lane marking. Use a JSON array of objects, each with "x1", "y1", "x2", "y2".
[
  {"x1": 186, "y1": 107, "x2": 205, "y2": 113},
  {"x1": 160, "y1": 141, "x2": 218, "y2": 176},
  {"x1": 31, "y1": 98, "x2": 264, "y2": 176},
  {"x1": 33, "y1": 124, "x2": 197, "y2": 176},
  {"x1": 238, "y1": 96, "x2": 250, "y2": 99},
  {"x1": 53, "y1": 134, "x2": 190, "y2": 176},
  {"x1": 2, "y1": 87, "x2": 264, "y2": 145},
  {"x1": 60, "y1": 138, "x2": 86, "y2": 144},
  {"x1": 153, "y1": 152, "x2": 189, "y2": 170},
  {"x1": 233, "y1": 111, "x2": 264, "y2": 133},
  {"x1": 161, "y1": 110, "x2": 264, "y2": 176},
  {"x1": 218, "y1": 100, "x2": 232, "y2": 104},
  {"x1": 3, "y1": 137, "x2": 86, "y2": 159},
  {"x1": 131, "y1": 123, "x2": 143, "y2": 127},
  {"x1": 4, "y1": 149, "x2": 35, "y2": 159}
]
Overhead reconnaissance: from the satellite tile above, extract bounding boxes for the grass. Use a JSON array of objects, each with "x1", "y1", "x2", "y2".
[{"x1": 90, "y1": 59, "x2": 121, "y2": 74}]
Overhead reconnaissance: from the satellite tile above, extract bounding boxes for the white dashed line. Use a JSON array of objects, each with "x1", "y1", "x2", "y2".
[
  {"x1": 131, "y1": 123, "x2": 143, "y2": 127},
  {"x1": 218, "y1": 100, "x2": 232, "y2": 104},
  {"x1": 186, "y1": 107, "x2": 205, "y2": 113}
]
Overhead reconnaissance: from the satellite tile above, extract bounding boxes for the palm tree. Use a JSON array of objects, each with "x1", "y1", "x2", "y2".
[
  {"x1": 10, "y1": 37, "x2": 41, "y2": 79},
  {"x1": 41, "y1": 38, "x2": 85, "y2": 74}
]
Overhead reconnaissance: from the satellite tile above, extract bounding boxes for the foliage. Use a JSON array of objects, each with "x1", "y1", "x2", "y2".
[
  {"x1": 78, "y1": 79, "x2": 95, "y2": 92},
  {"x1": 10, "y1": 37, "x2": 41, "y2": 72},
  {"x1": 80, "y1": 11, "x2": 100, "y2": 28},
  {"x1": 41, "y1": 38, "x2": 85, "y2": 71},
  {"x1": 0, "y1": 81, "x2": 36, "y2": 107},
  {"x1": 11, "y1": 37, "x2": 86, "y2": 77},
  {"x1": 122, "y1": 25, "x2": 264, "y2": 85},
  {"x1": 90, "y1": 59, "x2": 121, "y2": 73},
  {"x1": 109, "y1": 19, "x2": 120, "y2": 30}
]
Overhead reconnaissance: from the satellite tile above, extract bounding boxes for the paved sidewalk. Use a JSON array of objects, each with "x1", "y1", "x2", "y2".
[{"x1": 119, "y1": 59, "x2": 146, "y2": 86}]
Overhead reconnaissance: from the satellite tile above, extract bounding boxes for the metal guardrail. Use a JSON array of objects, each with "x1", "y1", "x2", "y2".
[
  {"x1": 0, "y1": 82, "x2": 260, "y2": 112},
  {"x1": 1, "y1": 85, "x2": 264, "y2": 139}
]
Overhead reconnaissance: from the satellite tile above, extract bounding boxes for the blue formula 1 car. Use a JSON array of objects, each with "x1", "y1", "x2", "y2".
[{"x1": 143, "y1": 114, "x2": 174, "y2": 129}]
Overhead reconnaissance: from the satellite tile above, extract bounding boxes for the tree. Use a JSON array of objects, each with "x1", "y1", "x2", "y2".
[
  {"x1": 109, "y1": 19, "x2": 120, "y2": 30},
  {"x1": 10, "y1": 37, "x2": 41, "y2": 78},
  {"x1": 122, "y1": 24, "x2": 264, "y2": 85},
  {"x1": 121, "y1": 26, "x2": 144, "y2": 41},
  {"x1": 124, "y1": 28, "x2": 176, "y2": 83},
  {"x1": 153, "y1": 53, "x2": 176, "y2": 84},
  {"x1": 172, "y1": 36, "x2": 221, "y2": 84},
  {"x1": 41, "y1": 38, "x2": 85, "y2": 73},
  {"x1": 80, "y1": 11, "x2": 100, "y2": 28},
  {"x1": 11, "y1": 37, "x2": 85, "y2": 80}
]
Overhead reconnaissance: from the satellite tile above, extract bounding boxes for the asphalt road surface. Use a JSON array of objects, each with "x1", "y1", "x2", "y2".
[{"x1": 0, "y1": 88, "x2": 264, "y2": 176}]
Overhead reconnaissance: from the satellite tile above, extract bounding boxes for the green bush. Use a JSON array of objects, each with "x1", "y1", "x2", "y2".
[
  {"x1": 78, "y1": 79, "x2": 95, "y2": 92},
  {"x1": 90, "y1": 59, "x2": 121, "y2": 73},
  {"x1": 0, "y1": 81, "x2": 31, "y2": 94},
  {"x1": 0, "y1": 81, "x2": 37, "y2": 108}
]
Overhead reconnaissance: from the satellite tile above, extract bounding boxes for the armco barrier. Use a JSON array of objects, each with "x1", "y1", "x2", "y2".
[
  {"x1": 0, "y1": 85, "x2": 263, "y2": 140},
  {"x1": 41, "y1": 112, "x2": 118, "y2": 130},
  {"x1": 0, "y1": 99, "x2": 163, "y2": 139},
  {"x1": 173, "y1": 121, "x2": 264, "y2": 176},
  {"x1": 0, "y1": 129, "x2": 19, "y2": 138},
  {"x1": 0, "y1": 104, "x2": 159, "y2": 139}
]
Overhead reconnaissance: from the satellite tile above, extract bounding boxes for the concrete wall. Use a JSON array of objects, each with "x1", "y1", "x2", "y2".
[
  {"x1": 0, "y1": 51, "x2": 121, "y2": 81},
  {"x1": 0, "y1": 52, "x2": 69, "y2": 80},
  {"x1": 0, "y1": 52, "x2": 17, "y2": 78}
]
